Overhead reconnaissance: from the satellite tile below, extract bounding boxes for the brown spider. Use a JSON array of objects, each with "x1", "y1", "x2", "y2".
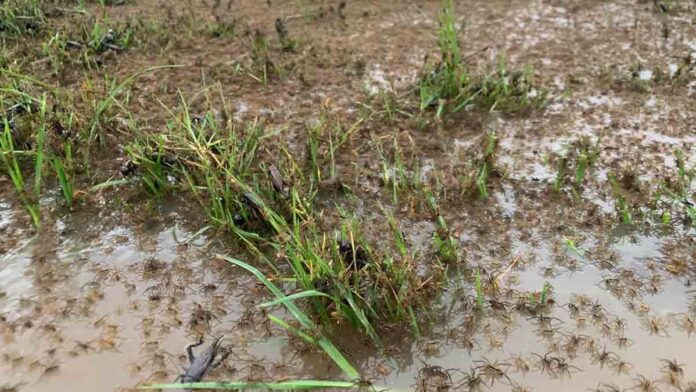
[
  {"x1": 457, "y1": 368, "x2": 484, "y2": 392},
  {"x1": 532, "y1": 352, "x2": 557, "y2": 377},
  {"x1": 551, "y1": 356, "x2": 581, "y2": 380},
  {"x1": 416, "y1": 364, "x2": 452, "y2": 392},
  {"x1": 591, "y1": 346, "x2": 619, "y2": 369},
  {"x1": 612, "y1": 359, "x2": 632, "y2": 375},
  {"x1": 660, "y1": 358, "x2": 684, "y2": 378},
  {"x1": 632, "y1": 375, "x2": 661, "y2": 392},
  {"x1": 643, "y1": 316, "x2": 669, "y2": 337},
  {"x1": 473, "y1": 358, "x2": 511, "y2": 386},
  {"x1": 511, "y1": 354, "x2": 531, "y2": 374},
  {"x1": 612, "y1": 334, "x2": 633, "y2": 349}
]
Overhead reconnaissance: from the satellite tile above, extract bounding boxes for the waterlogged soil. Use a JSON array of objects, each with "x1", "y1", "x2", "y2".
[{"x1": 2, "y1": 0, "x2": 696, "y2": 391}]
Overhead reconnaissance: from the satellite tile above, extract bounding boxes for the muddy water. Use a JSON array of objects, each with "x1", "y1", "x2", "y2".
[
  {"x1": 0, "y1": 217, "x2": 302, "y2": 391},
  {"x1": 1, "y1": 201, "x2": 694, "y2": 391}
]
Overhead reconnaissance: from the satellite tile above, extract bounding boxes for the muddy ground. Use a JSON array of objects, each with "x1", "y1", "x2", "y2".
[{"x1": 1, "y1": 0, "x2": 695, "y2": 391}]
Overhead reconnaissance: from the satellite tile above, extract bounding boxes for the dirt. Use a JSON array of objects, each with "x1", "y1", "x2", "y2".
[{"x1": 1, "y1": 0, "x2": 696, "y2": 391}]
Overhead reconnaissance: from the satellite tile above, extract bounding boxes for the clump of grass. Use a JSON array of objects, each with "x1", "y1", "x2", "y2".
[
  {"x1": 248, "y1": 30, "x2": 272, "y2": 84},
  {"x1": 551, "y1": 136, "x2": 601, "y2": 193},
  {"x1": 122, "y1": 94, "x2": 445, "y2": 346},
  {"x1": 146, "y1": 256, "x2": 368, "y2": 391},
  {"x1": 374, "y1": 134, "x2": 423, "y2": 204},
  {"x1": 0, "y1": 0, "x2": 43, "y2": 36},
  {"x1": 275, "y1": 18, "x2": 298, "y2": 52},
  {"x1": 475, "y1": 270, "x2": 484, "y2": 309},
  {"x1": 653, "y1": 149, "x2": 695, "y2": 226},
  {"x1": 0, "y1": 94, "x2": 47, "y2": 228},
  {"x1": 539, "y1": 282, "x2": 550, "y2": 305},
  {"x1": 419, "y1": 0, "x2": 546, "y2": 118},
  {"x1": 83, "y1": 17, "x2": 133, "y2": 53},
  {"x1": 52, "y1": 151, "x2": 74, "y2": 207},
  {"x1": 608, "y1": 172, "x2": 633, "y2": 224},
  {"x1": 427, "y1": 195, "x2": 458, "y2": 263},
  {"x1": 459, "y1": 131, "x2": 498, "y2": 199}
]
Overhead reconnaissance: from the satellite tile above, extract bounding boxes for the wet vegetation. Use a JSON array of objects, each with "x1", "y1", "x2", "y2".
[{"x1": 0, "y1": 0, "x2": 695, "y2": 391}]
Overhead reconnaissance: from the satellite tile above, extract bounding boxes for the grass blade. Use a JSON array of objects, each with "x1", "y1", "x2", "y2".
[
  {"x1": 218, "y1": 255, "x2": 360, "y2": 380},
  {"x1": 258, "y1": 290, "x2": 333, "y2": 308},
  {"x1": 141, "y1": 380, "x2": 358, "y2": 390}
]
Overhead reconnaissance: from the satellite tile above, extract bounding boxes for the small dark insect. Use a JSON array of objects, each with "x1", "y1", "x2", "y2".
[
  {"x1": 337, "y1": 1, "x2": 346, "y2": 19},
  {"x1": 567, "y1": 302, "x2": 580, "y2": 317},
  {"x1": 338, "y1": 240, "x2": 369, "y2": 270},
  {"x1": 120, "y1": 159, "x2": 137, "y2": 176},
  {"x1": 241, "y1": 192, "x2": 267, "y2": 222},
  {"x1": 268, "y1": 164, "x2": 290, "y2": 197}
]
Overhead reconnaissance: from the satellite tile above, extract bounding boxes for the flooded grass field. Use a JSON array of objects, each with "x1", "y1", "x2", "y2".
[{"x1": 1, "y1": 0, "x2": 695, "y2": 391}]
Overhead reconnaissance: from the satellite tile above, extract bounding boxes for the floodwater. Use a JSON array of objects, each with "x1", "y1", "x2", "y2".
[{"x1": 2, "y1": 0, "x2": 696, "y2": 391}]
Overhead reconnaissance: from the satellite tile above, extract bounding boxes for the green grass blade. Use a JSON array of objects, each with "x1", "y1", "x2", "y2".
[
  {"x1": 219, "y1": 255, "x2": 360, "y2": 380},
  {"x1": 258, "y1": 290, "x2": 333, "y2": 308},
  {"x1": 268, "y1": 314, "x2": 317, "y2": 344},
  {"x1": 90, "y1": 178, "x2": 133, "y2": 192},
  {"x1": 32, "y1": 96, "x2": 47, "y2": 200},
  {"x1": 141, "y1": 380, "x2": 358, "y2": 390}
]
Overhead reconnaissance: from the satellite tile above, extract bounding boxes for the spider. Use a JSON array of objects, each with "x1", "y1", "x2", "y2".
[
  {"x1": 473, "y1": 358, "x2": 511, "y2": 386},
  {"x1": 632, "y1": 375, "x2": 660, "y2": 392},
  {"x1": 551, "y1": 356, "x2": 581, "y2": 380},
  {"x1": 591, "y1": 346, "x2": 619, "y2": 369},
  {"x1": 612, "y1": 334, "x2": 633, "y2": 349},
  {"x1": 456, "y1": 368, "x2": 483, "y2": 392},
  {"x1": 659, "y1": 358, "x2": 684, "y2": 378},
  {"x1": 511, "y1": 354, "x2": 531, "y2": 374},
  {"x1": 416, "y1": 364, "x2": 453, "y2": 392},
  {"x1": 643, "y1": 316, "x2": 669, "y2": 337},
  {"x1": 612, "y1": 359, "x2": 632, "y2": 375},
  {"x1": 532, "y1": 352, "x2": 557, "y2": 377}
]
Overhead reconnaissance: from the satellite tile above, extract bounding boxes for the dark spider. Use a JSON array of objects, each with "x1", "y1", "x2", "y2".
[
  {"x1": 532, "y1": 352, "x2": 557, "y2": 377},
  {"x1": 659, "y1": 358, "x2": 684, "y2": 378},
  {"x1": 551, "y1": 356, "x2": 581, "y2": 379}
]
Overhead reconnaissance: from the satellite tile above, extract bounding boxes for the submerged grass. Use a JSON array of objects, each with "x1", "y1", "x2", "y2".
[
  {"x1": 0, "y1": 94, "x2": 47, "y2": 228},
  {"x1": 145, "y1": 256, "x2": 365, "y2": 391},
  {"x1": 121, "y1": 96, "x2": 440, "y2": 346}
]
